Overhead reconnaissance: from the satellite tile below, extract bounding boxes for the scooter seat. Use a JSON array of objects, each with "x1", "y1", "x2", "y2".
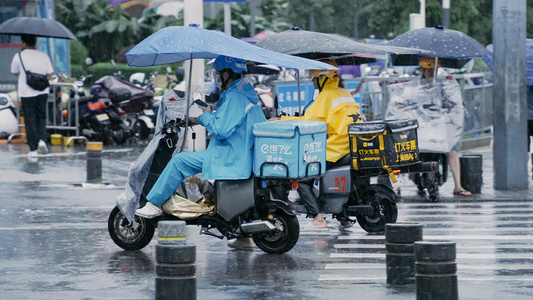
[{"x1": 327, "y1": 154, "x2": 351, "y2": 170}]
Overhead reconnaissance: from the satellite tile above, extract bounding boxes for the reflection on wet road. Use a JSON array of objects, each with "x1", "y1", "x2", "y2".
[{"x1": 0, "y1": 143, "x2": 532, "y2": 299}]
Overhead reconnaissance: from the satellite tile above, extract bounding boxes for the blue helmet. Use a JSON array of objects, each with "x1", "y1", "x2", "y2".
[{"x1": 213, "y1": 56, "x2": 247, "y2": 74}]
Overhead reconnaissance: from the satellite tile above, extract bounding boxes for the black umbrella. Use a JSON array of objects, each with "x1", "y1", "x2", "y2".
[
  {"x1": 389, "y1": 25, "x2": 489, "y2": 68},
  {"x1": 0, "y1": 17, "x2": 76, "y2": 39},
  {"x1": 255, "y1": 27, "x2": 428, "y2": 65}
]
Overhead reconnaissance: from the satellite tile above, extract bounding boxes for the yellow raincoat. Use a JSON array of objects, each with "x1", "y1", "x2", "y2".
[{"x1": 282, "y1": 76, "x2": 362, "y2": 163}]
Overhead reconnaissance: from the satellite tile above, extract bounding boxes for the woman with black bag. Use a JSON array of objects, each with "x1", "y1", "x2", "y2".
[{"x1": 10, "y1": 34, "x2": 53, "y2": 159}]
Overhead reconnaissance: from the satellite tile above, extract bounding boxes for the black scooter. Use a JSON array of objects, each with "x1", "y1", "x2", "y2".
[{"x1": 108, "y1": 117, "x2": 301, "y2": 254}]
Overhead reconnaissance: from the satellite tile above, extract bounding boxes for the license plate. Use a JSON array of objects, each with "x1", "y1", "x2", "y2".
[
  {"x1": 144, "y1": 109, "x2": 154, "y2": 116},
  {"x1": 96, "y1": 113, "x2": 109, "y2": 122}
]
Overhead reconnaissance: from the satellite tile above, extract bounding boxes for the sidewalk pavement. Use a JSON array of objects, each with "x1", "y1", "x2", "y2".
[{"x1": 398, "y1": 145, "x2": 533, "y2": 202}]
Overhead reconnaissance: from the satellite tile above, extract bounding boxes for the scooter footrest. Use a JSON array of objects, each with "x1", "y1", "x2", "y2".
[{"x1": 345, "y1": 205, "x2": 375, "y2": 216}]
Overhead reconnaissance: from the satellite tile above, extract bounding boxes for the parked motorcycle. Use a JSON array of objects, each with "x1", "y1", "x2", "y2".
[
  {"x1": 0, "y1": 93, "x2": 18, "y2": 139},
  {"x1": 64, "y1": 94, "x2": 128, "y2": 144},
  {"x1": 91, "y1": 75, "x2": 155, "y2": 140}
]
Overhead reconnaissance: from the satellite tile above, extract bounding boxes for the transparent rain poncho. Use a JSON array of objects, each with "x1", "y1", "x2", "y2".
[
  {"x1": 385, "y1": 77, "x2": 464, "y2": 153},
  {"x1": 116, "y1": 89, "x2": 188, "y2": 222}
]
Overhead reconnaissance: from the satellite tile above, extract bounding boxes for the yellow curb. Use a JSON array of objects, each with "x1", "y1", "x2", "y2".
[{"x1": 86, "y1": 141, "x2": 103, "y2": 151}]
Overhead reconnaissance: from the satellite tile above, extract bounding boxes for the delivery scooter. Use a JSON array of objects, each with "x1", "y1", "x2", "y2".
[
  {"x1": 108, "y1": 91, "x2": 300, "y2": 254},
  {"x1": 260, "y1": 118, "x2": 438, "y2": 233}
]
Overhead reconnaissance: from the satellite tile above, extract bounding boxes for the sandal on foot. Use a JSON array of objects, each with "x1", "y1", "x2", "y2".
[{"x1": 453, "y1": 190, "x2": 472, "y2": 197}]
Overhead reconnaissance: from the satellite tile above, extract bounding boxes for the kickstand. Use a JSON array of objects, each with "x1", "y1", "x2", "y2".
[{"x1": 200, "y1": 226, "x2": 224, "y2": 239}]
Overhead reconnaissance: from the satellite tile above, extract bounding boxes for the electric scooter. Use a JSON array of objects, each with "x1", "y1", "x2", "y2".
[{"x1": 108, "y1": 90, "x2": 300, "y2": 254}]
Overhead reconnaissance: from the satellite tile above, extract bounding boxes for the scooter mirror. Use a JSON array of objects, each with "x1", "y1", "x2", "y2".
[{"x1": 166, "y1": 66, "x2": 172, "y2": 73}]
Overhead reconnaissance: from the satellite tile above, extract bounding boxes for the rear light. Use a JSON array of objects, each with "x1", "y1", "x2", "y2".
[{"x1": 88, "y1": 101, "x2": 106, "y2": 111}]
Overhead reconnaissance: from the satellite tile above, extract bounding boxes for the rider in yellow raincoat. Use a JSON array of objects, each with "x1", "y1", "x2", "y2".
[{"x1": 282, "y1": 59, "x2": 362, "y2": 228}]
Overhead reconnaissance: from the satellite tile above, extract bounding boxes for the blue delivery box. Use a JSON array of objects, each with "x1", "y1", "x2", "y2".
[{"x1": 253, "y1": 120, "x2": 327, "y2": 178}]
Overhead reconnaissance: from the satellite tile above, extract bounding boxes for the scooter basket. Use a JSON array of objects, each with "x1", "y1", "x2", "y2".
[{"x1": 348, "y1": 119, "x2": 419, "y2": 170}]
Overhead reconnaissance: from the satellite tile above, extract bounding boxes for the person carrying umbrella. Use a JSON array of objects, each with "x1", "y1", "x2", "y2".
[
  {"x1": 418, "y1": 56, "x2": 472, "y2": 197},
  {"x1": 10, "y1": 34, "x2": 53, "y2": 159},
  {"x1": 135, "y1": 56, "x2": 266, "y2": 223},
  {"x1": 279, "y1": 59, "x2": 363, "y2": 228}
]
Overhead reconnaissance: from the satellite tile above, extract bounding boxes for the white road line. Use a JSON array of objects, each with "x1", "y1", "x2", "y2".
[
  {"x1": 318, "y1": 275, "x2": 533, "y2": 282},
  {"x1": 338, "y1": 234, "x2": 533, "y2": 241},
  {"x1": 334, "y1": 244, "x2": 533, "y2": 250},
  {"x1": 325, "y1": 263, "x2": 531, "y2": 271},
  {"x1": 0, "y1": 226, "x2": 52, "y2": 230},
  {"x1": 330, "y1": 253, "x2": 533, "y2": 260}
]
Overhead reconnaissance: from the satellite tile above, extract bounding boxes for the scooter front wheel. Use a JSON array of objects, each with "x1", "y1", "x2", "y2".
[
  {"x1": 356, "y1": 184, "x2": 398, "y2": 235},
  {"x1": 252, "y1": 213, "x2": 300, "y2": 254},
  {"x1": 108, "y1": 206, "x2": 155, "y2": 250}
]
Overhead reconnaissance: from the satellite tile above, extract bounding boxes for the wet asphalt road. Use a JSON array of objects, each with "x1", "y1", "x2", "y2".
[{"x1": 0, "y1": 142, "x2": 532, "y2": 299}]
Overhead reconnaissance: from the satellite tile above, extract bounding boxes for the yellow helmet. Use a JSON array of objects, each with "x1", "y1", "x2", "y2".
[
  {"x1": 309, "y1": 59, "x2": 339, "y2": 78},
  {"x1": 419, "y1": 57, "x2": 441, "y2": 69}
]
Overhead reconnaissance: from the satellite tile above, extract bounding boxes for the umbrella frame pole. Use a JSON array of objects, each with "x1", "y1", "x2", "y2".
[
  {"x1": 180, "y1": 53, "x2": 194, "y2": 152},
  {"x1": 433, "y1": 57, "x2": 439, "y2": 80},
  {"x1": 296, "y1": 71, "x2": 301, "y2": 115}
]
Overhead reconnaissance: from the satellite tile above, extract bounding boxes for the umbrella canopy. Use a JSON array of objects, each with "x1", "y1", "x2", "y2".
[
  {"x1": 483, "y1": 40, "x2": 533, "y2": 85},
  {"x1": 126, "y1": 25, "x2": 335, "y2": 71},
  {"x1": 255, "y1": 27, "x2": 428, "y2": 65},
  {"x1": 389, "y1": 25, "x2": 489, "y2": 68},
  {"x1": 0, "y1": 17, "x2": 76, "y2": 39}
]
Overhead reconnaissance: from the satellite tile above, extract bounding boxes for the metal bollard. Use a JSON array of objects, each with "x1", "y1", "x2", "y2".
[
  {"x1": 385, "y1": 222, "x2": 423, "y2": 285},
  {"x1": 156, "y1": 221, "x2": 196, "y2": 300},
  {"x1": 415, "y1": 241, "x2": 458, "y2": 300},
  {"x1": 86, "y1": 142, "x2": 103, "y2": 182}
]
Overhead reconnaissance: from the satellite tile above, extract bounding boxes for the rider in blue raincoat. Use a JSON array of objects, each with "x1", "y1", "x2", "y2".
[{"x1": 136, "y1": 55, "x2": 266, "y2": 218}]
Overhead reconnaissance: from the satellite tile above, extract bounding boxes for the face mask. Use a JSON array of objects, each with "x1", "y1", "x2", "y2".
[{"x1": 214, "y1": 73, "x2": 222, "y2": 90}]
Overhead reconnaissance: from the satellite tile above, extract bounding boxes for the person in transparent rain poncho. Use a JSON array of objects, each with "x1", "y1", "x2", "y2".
[
  {"x1": 418, "y1": 57, "x2": 472, "y2": 196},
  {"x1": 135, "y1": 56, "x2": 266, "y2": 247}
]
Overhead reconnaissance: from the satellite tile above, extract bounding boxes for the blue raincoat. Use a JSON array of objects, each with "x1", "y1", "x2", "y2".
[{"x1": 147, "y1": 78, "x2": 265, "y2": 205}]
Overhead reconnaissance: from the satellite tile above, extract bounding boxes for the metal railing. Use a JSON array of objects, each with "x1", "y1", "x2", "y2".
[{"x1": 8, "y1": 82, "x2": 87, "y2": 146}]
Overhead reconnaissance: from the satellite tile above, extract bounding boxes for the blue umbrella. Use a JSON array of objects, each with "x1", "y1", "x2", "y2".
[
  {"x1": 483, "y1": 40, "x2": 533, "y2": 85},
  {"x1": 389, "y1": 25, "x2": 489, "y2": 68},
  {"x1": 126, "y1": 24, "x2": 335, "y2": 71}
]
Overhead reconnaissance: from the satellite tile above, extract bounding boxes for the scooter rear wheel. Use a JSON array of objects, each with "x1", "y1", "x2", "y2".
[
  {"x1": 356, "y1": 184, "x2": 398, "y2": 234},
  {"x1": 108, "y1": 206, "x2": 155, "y2": 250},
  {"x1": 252, "y1": 213, "x2": 300, "y2": 254}
]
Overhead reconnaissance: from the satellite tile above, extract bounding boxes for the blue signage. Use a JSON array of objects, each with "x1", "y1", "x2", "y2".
[
  {"x1": 274, "y1": 79, "x2": 364, "y2": 116},
  {"x1": 274, "y1": 81, "x2": 315, "y2": 116}
]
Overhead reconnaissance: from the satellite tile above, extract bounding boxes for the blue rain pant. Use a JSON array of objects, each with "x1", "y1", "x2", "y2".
[{"x1": 146, "y1": 150, "x2": 205, "y2": 206}]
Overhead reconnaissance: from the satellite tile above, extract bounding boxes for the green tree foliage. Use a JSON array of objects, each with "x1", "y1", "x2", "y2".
[
  {"x1": 56, "y1": 0, "x2": 533, "y2": 64},
  {"x1": 204, "y1": 0, "x2": 291, "y2": 37},
  {"x1": 56, "y1": 0, "x2": 181, "y2": 63}
]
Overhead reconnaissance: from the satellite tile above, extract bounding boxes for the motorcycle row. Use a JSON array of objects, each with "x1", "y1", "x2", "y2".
[{"x1": 47, "y1": 67, "x2": 186, "y2": 144}]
